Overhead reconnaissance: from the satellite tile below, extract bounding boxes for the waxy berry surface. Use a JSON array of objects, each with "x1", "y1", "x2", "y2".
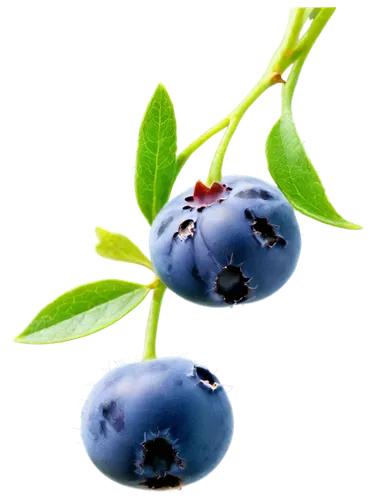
[
  {"x1": 81, "y1": 357, "x2": 233, "y2": 489},
  {"x1": 149, "y1": 175, "x2": 301, "y2": 306}
]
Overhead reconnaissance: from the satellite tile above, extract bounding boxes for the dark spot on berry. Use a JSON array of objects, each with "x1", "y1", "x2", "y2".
[
  {"x1": 174, "y1": 219, "x2": 195, "y2": 241},
  {"x1": 157, "y1": 216, "x2": 173, "y2": 237},
  {"x1": 139, "y1": 474, "x2": 182, "y2": 490},
  {"x1": 252, "y1": 217, "x2": 277, "y2": 242},
  {"x1": 251, "y1": 217, "x2": 286, "y2": 248},
  {"x1": 143, "y1": 437, "x2": 176, "y2": 471},
  {"x1": 101, "y1": 400, "x2": 125, "y2": 432},
  {"x1": 195, "y1": 365, "x2": 220, "y2": 390},
  {"x1": 236, "y1": 188, "x2": 274, "y2": 200},
  {"x1": 244, "y1": 208, "x2": 254, "y2": 220},
  {"x1": 235, "y1": 189, "x2": 258, "y2": 199},
  {"x1": 99, "y1": 420, "x2": 107, "y2": 437},
  {"x1": 245, "y1": 209, "x2": 286, "y2": 248},
  {"x1": 215, "y1": 265, "x2": 251, "y2": 304},
  {"x1": 259, "y1": 189, "x2": 274, "y2": 200},
  {"x1": 139, "y1": 437, "x2": 183, "y2": 489}
]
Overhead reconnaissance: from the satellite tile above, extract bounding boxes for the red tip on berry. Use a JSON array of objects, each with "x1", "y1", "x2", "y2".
[{"x1": 184, "y1": 180, "x2": 231, "y2": 210}]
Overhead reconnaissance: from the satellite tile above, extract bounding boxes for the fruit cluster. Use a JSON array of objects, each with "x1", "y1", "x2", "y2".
[
  {"x1": 16, "y1": 7, "x2": 359, "y2": 492},
  {"x1": 82, "y1": 175, "x2": 300, "y2": 489}
]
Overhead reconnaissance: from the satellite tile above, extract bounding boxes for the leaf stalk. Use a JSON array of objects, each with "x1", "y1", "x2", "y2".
[
  {"x1": 176, "y1": 7, "x2": 336, "y2": 185},
  {"x1": 142, "y1": 281, "x2": 166, "y2": 361}
]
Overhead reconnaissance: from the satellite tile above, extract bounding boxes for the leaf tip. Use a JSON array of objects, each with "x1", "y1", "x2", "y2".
[
  {"x1": 152, "y1": 78, "x2": 174, "y2": 102},
  {"x1": 9, "y1": 334, "x2": 20, "y2": 344},
  {"x1": 151, "y1": 80, "x2": 168, "y2": 96},
  {"x1": 321, "y1": 218, "x2": 363, "y2": 231},
  {"x1": 349, "y1": 221, "x2": 366, "y2": 231},
  {"x1": 336, "y1": 215, "x2": 366, "y2": 231},
  {"x1": 95, "y1": 226, "x2": 108, "y2": 241},
  {"x1": 13, "y1": 334, "x2": 24, "y2": 343}
]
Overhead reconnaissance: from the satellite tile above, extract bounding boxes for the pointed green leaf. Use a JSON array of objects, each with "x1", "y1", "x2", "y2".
[
  {"x1": 14, "y1": 280, "x2": 150, "y2": 344},
  {"x1": 95, "y1": 227, "x2": 153, "y2": 270},
  {"x1": 266, "y1": 112, "x2": 362, "y2": 230},
  {"x1": 135, "y1": 83, "x2": 178, "y2": 224}
]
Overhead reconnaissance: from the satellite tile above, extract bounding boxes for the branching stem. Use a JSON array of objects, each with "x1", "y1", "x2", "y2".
[{"x1": 176, "y1": 7, "x2": 335, "y2": 185}]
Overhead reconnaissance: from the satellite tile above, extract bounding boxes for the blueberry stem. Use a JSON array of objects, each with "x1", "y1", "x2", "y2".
[
  {"x1": 281, "y1": 8, "x2": 335, "y2": 114},
  {"x1": 206, "y1": 76, "x2": 272, "y2": 185},
  {"x1": 175, "y1": 8, "x2": 335, "y2": 185},
  {"x1": 142, "y1": 280, "x2": 167, "y2": 361},
  {"x1": 176, "y1": 117, "x2": 229, "y2": 175}
]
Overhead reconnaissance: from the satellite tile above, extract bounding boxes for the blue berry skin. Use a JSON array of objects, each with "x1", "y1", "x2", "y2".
[
  {"x1": 149, "y1": 175, "x2": 301, "y2": 307},
  {"x1": 81, "y1": 357, "x2": 233, "y2": 490}
]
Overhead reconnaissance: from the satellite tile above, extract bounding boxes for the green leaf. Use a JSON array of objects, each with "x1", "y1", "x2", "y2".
[
  {"x1": 266, "y1": 112, "x2": 362, "y2": 230},
  {"x1": 14, "y1": 280, "x2": 150, "y2": 344},
  {"x1": 135, "y1": 83, "x2": 178, "y2": 224},
  {"x1": 95, "y1": 227, "x2": 153, "y2": 270}
]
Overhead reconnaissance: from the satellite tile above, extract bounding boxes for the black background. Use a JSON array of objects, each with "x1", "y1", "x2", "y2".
[{"x1": 8, "y1": 2, "x2": 370, "y2": 498}]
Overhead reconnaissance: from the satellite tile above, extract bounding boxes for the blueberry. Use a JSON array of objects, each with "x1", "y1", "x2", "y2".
[
  {"x1": 149, "y1": 175, "x2": 301, "y2": 306},
  {"x1": 81, "y1": 357, "x2": 233, "y2": 490}
]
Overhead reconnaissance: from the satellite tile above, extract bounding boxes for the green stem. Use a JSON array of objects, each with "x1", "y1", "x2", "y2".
[
  {"x1": 176, "y1": 117, "x2": 229, "y2": 175},
  {"x1": 265, "y1": 7, "x2": 308, "y2": 75},
  {"x1": 176, "y1": 7, "x2": 335, "y2": 186},
  {"x1": 177, "y1": 8, "x2": 316, "y2": 185},
  {"x1": 206, "y1": 75, "x2": 275, "y2": 185},
  {"x1": 142, "y1": 281, "x2": 166, "y2": 361},
  {"x1": 282, "y1": 8, "x2": 336, "y2": 114}
]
